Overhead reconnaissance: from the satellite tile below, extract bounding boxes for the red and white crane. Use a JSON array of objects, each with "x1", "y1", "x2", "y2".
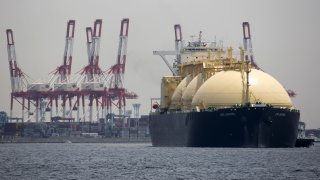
[
  {"x1": 6, "y1": 29, "x2": 29, "y2": 93},
  {"x1": 107, "y1": 18, "x2": 137, "y2": 118},
  {"x1": 50, "y1": 20, "x2": 75, "y2": 85},
  {"x1": 45, "y1": 20, "x2": 76, "y2": 120},
  {"x1": 5, "y1": 19, "x2": 137, "y2": 123},
  {"x1": 80, "y1": 19, "x2": 104, "y2": 84},
  {"x1": 108, "y1": 18, "x2": 129, "y2": 89},
  {"x1": 77, "y1": 19, "x2": 105, "y2": 122},
  {"x1": 6, "y1": 29, "x2": 29, "y2": 120},
  {"x1": 242, "y1": 22, "x2": 260, "y2": 69}
]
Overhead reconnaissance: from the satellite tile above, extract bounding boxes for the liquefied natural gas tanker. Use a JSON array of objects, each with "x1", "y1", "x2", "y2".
[{"x1": 149, "y1": 22, "x2": 299, "y2": 147}]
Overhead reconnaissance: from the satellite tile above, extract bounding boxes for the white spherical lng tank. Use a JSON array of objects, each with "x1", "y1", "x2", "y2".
[
  {"x1": 182, "y1": 73, "x2": 204, "y2": 106},
  {"x1": 170, "y1": 74, "x2": 193, "y2": 108},
  {"x1": 192, "y1": 69, "x2": 293, "y2": 108}
]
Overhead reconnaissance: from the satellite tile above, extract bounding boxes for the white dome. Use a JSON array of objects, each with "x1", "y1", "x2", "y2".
[
  {"x1": 182, "y1": 73, "x2": 204, "y2": 107},
  {"x1": 170, "y1": 74, "x2": 192, "y2": 108},
  {"x1": 192, "y1": 69, "x2": 293, "y2": 108}
]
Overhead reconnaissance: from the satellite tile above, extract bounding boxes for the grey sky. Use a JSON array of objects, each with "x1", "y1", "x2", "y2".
[{"x1": 1, "y1": 0, "x2": 319, "y2": 128}]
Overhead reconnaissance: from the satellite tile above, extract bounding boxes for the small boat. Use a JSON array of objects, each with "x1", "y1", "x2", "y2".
[
  {"x1": 64, "y1": 140, "x2": 72, "y2": 143},
  {"x1": 295, "y1": 122, "x2": 314, "y2": 147}
]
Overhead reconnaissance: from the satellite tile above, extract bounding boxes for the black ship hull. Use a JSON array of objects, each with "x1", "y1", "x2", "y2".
[{"x1": 149, "y1": 107, "x2": 300, "y2": 147}]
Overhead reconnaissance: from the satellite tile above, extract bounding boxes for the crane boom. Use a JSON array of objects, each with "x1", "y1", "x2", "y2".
[
  {"x1": 110, "y1": 18, "x2": 129, "y2": 89},
  {"x1": 50, "y1": 20, "x2": 75, "y2": 84},
  {"x1": 153, "y1": 24, "x2": 183, "y2": 76},
  {"x1": 6, "y1": 29, "x2": 28, "y2": 92},
  {"x1": 106, "y1": 18, "x2": 137, "y2": 117},
  {"x1": 92, "y1": 19, "x2": 102, "y2": 69},
  {"x1": 86, "y1": 27, "x2": 93, "y2": 64},
  {"x1": 117, "y1": 18, "x2": 129, "y2": 71},
  {"x1": 242, "y1": 22, "x2": 259, "y2": 69},
  {"x1": 63, "y1": 20, "x2": 75, "y2": 77},
  {"x1": 80, "y1": 19, "x2": 103, "y2": 83}
]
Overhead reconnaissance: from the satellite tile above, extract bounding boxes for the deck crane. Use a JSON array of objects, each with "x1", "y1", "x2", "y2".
[
  {"x1": 107, "y1": 18, "x2": 137, "y2": 118},
  {"x1": 6, "y1": 29, "x2": 30, "y2": 120},
  {"x1": 153, "y1": 24, "x2": 181, "y2": 76}
]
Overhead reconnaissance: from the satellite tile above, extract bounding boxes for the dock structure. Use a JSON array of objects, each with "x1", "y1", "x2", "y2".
[{"x1": 5, "y1": 19, "x2": 137, "y2": 127}]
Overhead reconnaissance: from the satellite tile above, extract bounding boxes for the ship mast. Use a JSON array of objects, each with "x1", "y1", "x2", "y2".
[
  {"x1": 240, "y1": 47, "x2": 250, "y2": 106},
  {"x1": 241, "y1": 23, "x2": 253, "y2": 106},
  {"x1": 245, "y1": 60, "x2": 251, "y2": 105}
]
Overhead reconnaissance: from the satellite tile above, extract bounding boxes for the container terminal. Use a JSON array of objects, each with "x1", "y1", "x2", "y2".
[{"x1": 1, "y1": 19, "x2": 150, "y2": 142}]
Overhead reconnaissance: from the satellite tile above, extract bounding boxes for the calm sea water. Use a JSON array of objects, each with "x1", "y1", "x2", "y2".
[{"x1": 0, "y1": 143, "x2": 319, "y2": 180}]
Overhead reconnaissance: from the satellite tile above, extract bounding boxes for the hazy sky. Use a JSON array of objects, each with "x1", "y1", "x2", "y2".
[{"x1": 1, "y1": 0, "x2": 319, "y2": 128}]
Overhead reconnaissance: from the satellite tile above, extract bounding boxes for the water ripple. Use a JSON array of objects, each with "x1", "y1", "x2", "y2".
[{"x1": 0, "y1": 143, "x2": 319, "y2": 179}]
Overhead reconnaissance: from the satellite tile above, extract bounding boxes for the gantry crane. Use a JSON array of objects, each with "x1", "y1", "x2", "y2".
[
  {"x1": 5, "y1": 19, "x2": 138, "y2": 123},
  {"x1": 107, "y1": 18, "x2": 137, "y2": 119},
  {"x1": 50, "y1": 20, "x2": 75, "y2": 85},
  {"x1": 77, "y1": 19, "x2": 105, "y2": 122},
  {"x1": 26, "y1": 20, "x2": 77, "y2": 122},
  {"x1": 45, "y1": 20, "x2": 77, "y2": 120},
  {"x1": 6, "y1": 29, "x2": 29, "y2": 120},
  {"x1": 108, "y1": 18, "x2": 129, "y2": 89},
  {"x1": 80, "y1": 19, "x2": 104, "y2": 83}
]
